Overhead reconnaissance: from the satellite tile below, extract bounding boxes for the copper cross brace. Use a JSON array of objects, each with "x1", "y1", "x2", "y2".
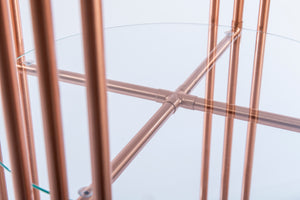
[
  {"x1": 20, "y1": 64, "x2": 300, "y2": 135},
  {"x1": 17, "y1": 29, "x2": 300, "y2": 199}
]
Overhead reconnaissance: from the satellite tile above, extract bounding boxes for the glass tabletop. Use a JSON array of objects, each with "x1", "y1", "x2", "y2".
[{"x1": 1, "y1": 23, "x2": 300, "y2": 199}]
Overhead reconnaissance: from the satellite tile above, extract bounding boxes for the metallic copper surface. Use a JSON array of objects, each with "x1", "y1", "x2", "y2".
[
  {"x1": 22, "y1": 64, "x2": 170, "y2": 102},
  {"x1": 0, "y1": 143, "x2": 8, "y2": 200},
  {"x1": 231, "y1": 0, "x2": 244, "y2": 31},
  {"x1": 80, "y1": 0, "x2": 112, "y2": 199},
  {"x1": 241, "y1": 0, "x2": 270, "y2": 199},
  {"x1": 29, "y1": 0, "x2": 69, "y2": 199},
  {"x1": 9, "y1": 0, "x2": 40, "y2": 199},
  {"x1": 200, "y1": 0, "x2": 220, "y2": 199},
  {"x1": 20, "y1": 65, "x2": 300, "y2": 133},
  {"x1": 107, "y1": 80, "x2": 169, "y2": 103},
  {"x1": 9, "y1": 0, "x2": 24, "y2": 64},
  {"x1": 220, "y1": 0, "x2": 244, "y2": 199},
  {"x1": 112, "y1": 100, "x2": 179, "y2": 181},
  {"x1": 0, "y1": 0, "x2": 32, "y2": 199}
]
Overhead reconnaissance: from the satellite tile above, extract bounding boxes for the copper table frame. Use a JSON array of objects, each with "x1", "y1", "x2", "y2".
[{"x1": 0, "y1": 0, "x2": 291, "y2": 199}]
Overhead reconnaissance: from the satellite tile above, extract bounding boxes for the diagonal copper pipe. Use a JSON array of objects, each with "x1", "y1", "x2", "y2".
[
  {"x1": 80, "y1": 0, "x2": 112, "y2": 199},
  {"x1": 9, "y1": 0, "x2": 40, "y2": 199},
  {"x1": 29, "y1": 0, "x2": 69, "y2": 199},
  {"x1": 220, "y1": 0, "x2": 245, "y2": 199},
  {"x1": 241, "y1": 0, "x2": 270, "y2": 199},
  {"x1": 200, "y1": 0, "x2": 220, "y2": 199},
  {"x1": 76, "y1": 97, "x2": 181, "y2": 200},
  {"x1": 20, "y1": 64, "x2": 300, "y2": 134},
  {"x1": 0, "y1": 143, "x2": 8, "y2": 200},
  {"x1": 176, "y1": 31, "x2": 240, "y2": 94},
  {"x1": 0, "y1": 0, "x2": 32, "y2": 199}
]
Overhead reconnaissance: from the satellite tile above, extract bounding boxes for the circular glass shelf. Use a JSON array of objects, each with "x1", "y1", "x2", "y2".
[{"x1": 1, "y1": 23, "x2": 300, "y2": 199}]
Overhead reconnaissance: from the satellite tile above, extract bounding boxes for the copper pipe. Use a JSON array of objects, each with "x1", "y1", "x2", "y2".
[
  {"x1": 20, "y1": 65, "x2": 300, "y2": 133},
  {"x1": 29, "y1": 0, "x2": 69, "y2": 199},
  {"x1": 241, "y1": 0, "x2": 270, "y2": 199},
  {"x1": 181, "y1": 95, "x2": 300, "y2": 133},
  {"x1": 22, "y1": 64, "x2": 169, "y2": 102},
  {"x1": 0, "y1": 143, "x2": 8, "y2": 200},
  {"x1": 220, "y1": 0, "x2": 245, "y2": 199},
  {"x1": 80, "y1": 0, "x2": 112, "y2": 199},
  {"x1": 200, "y1": 0, "x2": 220, "y2": 199},
  {"x1": 112, "y1": 100, "x2": 179, "y2": 181},
  {"x1": 231, "y1": 0, "x2": 245, "y2": 31},
  {"x1": 9, "y1": 0, "x2": 24, "y2": 64},
  {"x1": 9, "y1": 0, "x2": 40, "y2": 199},
  {"x1": 0, "y1": 0, "x2": 32, "y2": 199},
  {"x1": 22, "y1": 65, "x2": 87, "y2": 86},
  {"x1": 107, "y1": 80, "x2": 169, "y2": 102}
]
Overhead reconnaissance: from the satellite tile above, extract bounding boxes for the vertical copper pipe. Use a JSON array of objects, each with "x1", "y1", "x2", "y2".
[
  {"x1": 241, "y1": 0, "x2": 270, "y2": 199},
  {"x1": 9, "y1": 0, "x2": 40, "y2": 199},
  {"x1": 29, "y1": 0, "x2": 69, "y2": 199},
  {"x1": 80, "y1": 0, "x2": 112, "y2": 200},
  {"x1": 0, "y1": 0, "x2": 32, "y2": 199},
  {"x1": 200, "y1": 0, "x2": 219, "y2": 199},
  {"x1": 220, "y1": 0, "x2": 244, "y2": 199},
  {"x1": 0, "y1": 143, "x2": 8, "y2": 200}
]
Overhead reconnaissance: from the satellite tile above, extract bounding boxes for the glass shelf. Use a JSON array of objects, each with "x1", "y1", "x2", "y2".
[{"x1": 1, "y1": 23, "x2": 300, "y2": 199}]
